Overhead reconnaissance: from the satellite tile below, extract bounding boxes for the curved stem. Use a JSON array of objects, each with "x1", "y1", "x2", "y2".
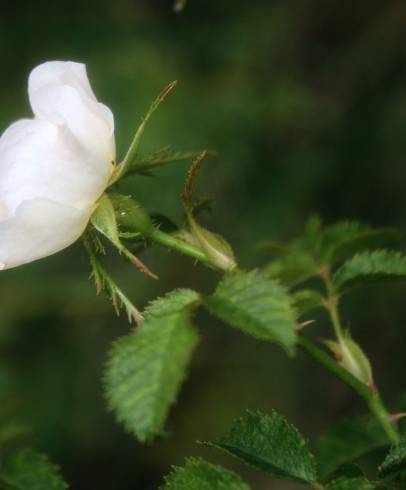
[{"x1": 298, "y1": 336, "x2": 400, "y2": 445}]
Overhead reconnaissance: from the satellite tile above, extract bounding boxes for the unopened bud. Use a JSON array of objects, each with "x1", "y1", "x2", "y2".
[
  {"x1": 325, "y1": 331, "x2": 373, "y2": 387},
  {"x1": 187, "y1": 213, "x2": 236, "y2": 271},
  {"x1": 109, "y1": 193, "x2": 153, "y2": 237}
]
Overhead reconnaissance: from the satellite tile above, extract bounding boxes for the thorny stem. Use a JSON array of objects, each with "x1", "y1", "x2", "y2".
[
  {"x1": 298, "y1": 335, "x2": 400, "y2": 445},
  {"x1": 306, "y1": 265, "x2": 401, "y2": 445}
]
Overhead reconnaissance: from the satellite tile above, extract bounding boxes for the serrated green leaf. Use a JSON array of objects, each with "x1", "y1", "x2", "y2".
[
  {"x1": 161, "y1": 458, "x2": 250, "y2": 490},
  {"x1": 0, "y1": 448, "x2": 67, "y2": 490},
  {"x1": 379, "y1": 438, "x2": 406, "y2": 478},
  {"x1": 315, "y1": 416, "x2": 389, "y2": 479},
  {"x1": 205, "y1": 410, "x2": 317, "y2": 484},
  {"x1": 326, "y1": 477, "x2": 376, "y2": 490},
  {"x1": 263, "y1": 220, "x2": 400, "y2": 288},
  {"x1": 144, "y1": 289, "x2": 201, "y2": 317},
  {"x1": 332, "y1": 250, "x2": 406, "y2": 294},
  {"x1": 262, "y1": 217, "x2": 323, "y2": 287},
  {"x1": 264, "y1": 251, "x2": 318, "y2": 287},
  {"x1": 204, "y1": 271, "x2": 297, "y2": 354},
  {"x1": 319, "y1": 221, "x2": 400, "y2": 266},
  {"x1": 292, "y1": 289, "x2": 325, "y2": 317},
  {"x1": 104, "y1": 289, "x2": 200, "y2": 442}
]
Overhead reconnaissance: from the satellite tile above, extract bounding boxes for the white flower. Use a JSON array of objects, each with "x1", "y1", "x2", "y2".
[{"x1": 0, "y1": 61, "x2": 115, "y2": 270}]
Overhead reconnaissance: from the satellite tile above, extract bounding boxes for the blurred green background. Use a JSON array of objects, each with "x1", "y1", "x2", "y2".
[{"x1": 1, "y1": 1, "x2": 406, "y2": 488}]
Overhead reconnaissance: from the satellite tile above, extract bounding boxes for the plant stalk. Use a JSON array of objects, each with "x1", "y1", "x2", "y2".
[
  {"x1": 298, "y1": 335, "x2": 400, "y2": 444},
  {"x1": 316, "y1": 266, "x2": 400, "y2": 444}
]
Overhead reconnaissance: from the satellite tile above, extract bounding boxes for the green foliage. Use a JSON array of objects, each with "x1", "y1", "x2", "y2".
[
  {"x1": 110, "y1": 81, "x2": 178, "y2": 184},
  {"x1": 329, "y1": 463, "x2": 365, "y2": 480},
  {"x1": 292, "y1": 289, "x2": 325, "y2": 317},
  {"x1": 264, "y1": 220, "x2": 400, "y2": 288},
  {"x1": 161, "y1": 458, "x2": 250, "y2": 490},
  {"x1": 90, "y1": 194, "x2": 156, "y2": 279},
  {"x1": 205, "y1": 410, "x2": 317, "y2": 485},
  {"x1": 104, "y1": 289, "x2": 200, "y2": 442},
  {"x1": 0, "y1": 449, "x2": 67, "y2": 490},
  {"x1": 326, "y1": 477, "x2": 376, "y2": 490},
  {"x1": 379, "y1": 438, "x2": 406, "y2": 478},
  {"x1": 204, "y1": 271, "x2": 298, "y2": 354},
  {"x1": 144, "y1": 289, "x2": 201, "y2": 317},
  {"x1": 132, "y1": 147, "x2": 209, "y2": 175},
  {"x1": 84, "y1": 234, "x2": 143, "y2": 323},
  {"x1": 315, "y1": 416, "x2": 389, "y2": 479},
  {"x1": 319, "y1": 222, "x2": 400, "y2": 266},
  {"x1": 265, "y1": 251, "x2": 318, "y2": 288},
  {"x1": 332, "y1": 250, "x2": 406, "y2": 294}
]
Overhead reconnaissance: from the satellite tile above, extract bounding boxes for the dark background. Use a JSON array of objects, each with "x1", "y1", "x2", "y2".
[{"x1": 0, "y1": 1, "x2": 406, "y2": 488}]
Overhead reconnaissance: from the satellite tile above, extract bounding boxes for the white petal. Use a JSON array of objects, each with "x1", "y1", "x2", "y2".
[
  {"x1": 28, "y1": 61, "x2": 115, "y2": 162},
  {"x1": 0, "y1": 119, "x2": 111, "y2": 214},
  {"x1": 0, "y1": 198, "x2": 93, "y2": 270}
]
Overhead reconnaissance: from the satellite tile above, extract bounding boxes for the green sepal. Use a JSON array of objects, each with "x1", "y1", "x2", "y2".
[
  {"x1": 109, "y1": 81, "x2": 178, "y2": 184},
  {"x1": 91, "y1": 193, "x2": 156, "y2": 278}
]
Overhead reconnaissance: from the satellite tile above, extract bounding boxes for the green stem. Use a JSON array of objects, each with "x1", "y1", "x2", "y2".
[
  {"x1": 320, "y1": 266, "x2": 343, "y2": 339},
  {"x1": 298, "y1": 335, "x2": 400, "y2": 444},
  {"x1": 149, "y1": 228, "x2": 216, "y2": 269},
  {"x1": 316, "y1": 266, "x2": 400, "y2": 444}
]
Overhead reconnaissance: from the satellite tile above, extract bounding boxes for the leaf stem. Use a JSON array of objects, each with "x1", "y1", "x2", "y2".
[{"x1": 298, "y1": 335, "x2": 400, "y2": 445}]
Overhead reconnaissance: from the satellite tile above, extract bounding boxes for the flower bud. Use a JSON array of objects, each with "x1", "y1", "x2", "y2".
[
  {"x1": 109, "y1": 193, "x2": 153, "y2": 237},
  {"x1": 325, "y1": 331, "x2": 373, "y2": 387},
  {"x1": 187, "y1": 213, "x2": 236, "y2": 271}
]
